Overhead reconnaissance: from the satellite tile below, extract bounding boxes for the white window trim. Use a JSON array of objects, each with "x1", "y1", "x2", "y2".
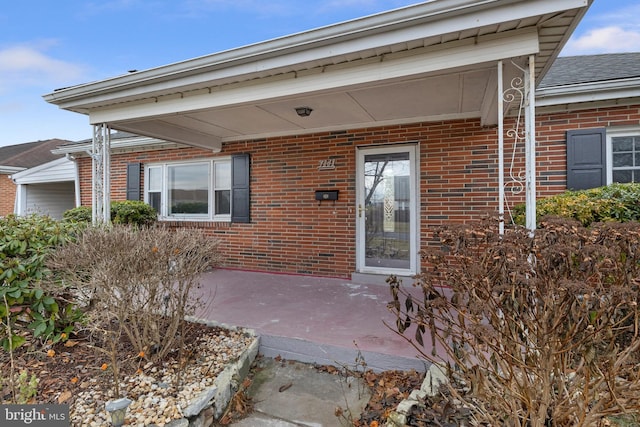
[
  {"x1": 144, "y1": 157, "x2": 231, "y2": 222},
  {"x1": 606, "y1": 126, "x2": 640, "y2": 185}
]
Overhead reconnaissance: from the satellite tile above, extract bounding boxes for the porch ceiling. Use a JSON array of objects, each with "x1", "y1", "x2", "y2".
[{"x1": 43, "y1": 0, "x2": 591, "y2": 151}]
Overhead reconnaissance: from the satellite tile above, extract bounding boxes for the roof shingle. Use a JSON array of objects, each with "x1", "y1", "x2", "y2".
[
  {"x1": 0, "y1": 139, "x2": 70, "y2": 168},
  {"x1": 540, "y1": 52, "x2": 640, "y2": 88}
]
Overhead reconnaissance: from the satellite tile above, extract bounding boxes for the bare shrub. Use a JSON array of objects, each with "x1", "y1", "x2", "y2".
[
  {"x1": 48, "y1": 225, "x2": 221, "y2": 364},
  {"x1": 389, "y1": 216, "x2": 640, "y2": 426}
]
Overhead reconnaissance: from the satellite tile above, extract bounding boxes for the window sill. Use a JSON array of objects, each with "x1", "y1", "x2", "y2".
[{"x1": 157, "y1": 219, "x2": 232, "y2": 228}]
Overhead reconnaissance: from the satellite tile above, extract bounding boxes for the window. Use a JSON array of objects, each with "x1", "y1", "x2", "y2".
[
  {"x1": 145, "y1": 158, "x2": 232, "y2": 221},
  {"x1": 147, "y1": 166, "x2": 162, "y2": 213},
  {"x1": 213, "y1": 162, "x2": 231, "y2": 216},
  {"x1": 608, "y1": 130, "x2": 640, "y2": 184},
  {"x1": 169, "y1": 163, "x2": 210, "y2": 215},
  {"x1": 566, "y1": 127, "x2": 640, "y2": 190}
]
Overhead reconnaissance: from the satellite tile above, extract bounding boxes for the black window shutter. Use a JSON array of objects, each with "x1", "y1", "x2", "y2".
[
  {"x1": 231, "y1": 154, "x2": 250, "y2": 223},
  {"x1": 566, "y1": 128, "x2": 606, "y2": 190},
  {"x1": 126, "y1": 163, "x2": 141, "y2": 201}
]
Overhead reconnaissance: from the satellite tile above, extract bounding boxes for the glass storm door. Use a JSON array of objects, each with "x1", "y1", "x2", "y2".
[{"x1": 356, "y1": 145, "x2": 417, "y2": 275}]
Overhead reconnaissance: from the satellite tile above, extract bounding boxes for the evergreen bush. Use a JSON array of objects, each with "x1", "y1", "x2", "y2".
[
  {"x1": 0, "y1": 214, "x2": 83, "y2": 351},
  {"x1": 111, "y1": 201, "x2": 157, "y2": 227},
  {"x1": 512, "y1": 183, "x2": 640, "y2": 226},
  {"x1": 63, "y1": 201, "x2": 157, "y2": 227},
  {"x1": 62, "y1": 206, "x2": 92, "y2": 223}
]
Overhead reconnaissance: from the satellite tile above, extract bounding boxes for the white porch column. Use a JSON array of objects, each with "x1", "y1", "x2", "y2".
[
  {"x1": 13, "y1": 184, "x2": 25, "y2": 216},
  {"x1": 497, "y1": 60, "x2": 505, "y2": 235},
  {"x1": 91, "y1": 124, "x2": 111, "y2": 224},
  {"x1": 524, "y1": 55, "x2": 536, "y2": 232}
]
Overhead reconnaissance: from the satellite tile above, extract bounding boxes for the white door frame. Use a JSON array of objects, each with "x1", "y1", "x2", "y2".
[{"x1": 356, "y1": 143, "x2": 419, "y2": 276}]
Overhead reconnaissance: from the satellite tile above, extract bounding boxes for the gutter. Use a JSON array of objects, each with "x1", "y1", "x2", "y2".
[{"x1": 536, "y1": 77, "x2": 640, "y2": 106}]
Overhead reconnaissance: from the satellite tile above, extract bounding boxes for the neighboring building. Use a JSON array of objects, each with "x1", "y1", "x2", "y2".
[
  {"x1": 45, "y1": 0, "x2": 639, "y2": 281},
  {"x1": 0, "y1": 139, "x2": 77, "y2": 219}
]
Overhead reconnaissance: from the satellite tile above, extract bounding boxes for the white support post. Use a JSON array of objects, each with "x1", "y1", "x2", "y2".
[
  {"x1": 524, "y1": 55, "x2": 537, "y2": 233},
  {"x1": 91, "y1": 124, "x2": 111, "y2": 225},
  {"x1": 73, "y1": 158, "x2": 81, "y2": 208},
  {"x1": 91, "y1": 126, "x2": 101, "y2": 224},
  {"x1": 13, "y1": 184, "x2": 24, "y2": 216},
  {"x1": 102, "y1": 127, "x2": 111, "y2": 224},
  {"x1": 497, "y1": 60, "x2": 505, "y2": 235}
]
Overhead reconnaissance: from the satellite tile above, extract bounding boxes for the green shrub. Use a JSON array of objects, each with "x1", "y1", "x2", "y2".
[
  {"x1": 513, "y1": 183, "x2": 640, "y2": 226},
  {"x1": 62, "y1": 206, "x2": 92, "y2": 223},
  {"x1": 0, "y1": 214, "x2": 83, "y2": 351},
  {"x1": 111, "y1": 201, "x2": 157, "y2": 227},
  {"x1": 62, "y1": 201, "x2": 157, "y2": 227}
]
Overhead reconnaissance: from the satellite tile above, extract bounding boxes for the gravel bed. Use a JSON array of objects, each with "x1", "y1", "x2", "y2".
[{"x1": 70, "y1": 328, "x2": 254, "y2": 427}]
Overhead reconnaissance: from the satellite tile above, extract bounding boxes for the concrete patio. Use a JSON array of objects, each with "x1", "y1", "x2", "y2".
[{"x1": 195, "y1": 268, "x2": 429, "y2": 372}]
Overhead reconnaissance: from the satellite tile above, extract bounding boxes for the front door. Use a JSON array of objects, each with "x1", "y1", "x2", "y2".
[{"x1": 356, "y1": 144, "x2": 418, "y2": 276}]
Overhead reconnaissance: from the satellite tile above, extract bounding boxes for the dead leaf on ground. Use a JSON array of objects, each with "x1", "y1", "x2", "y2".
[{"x1": 58, "y1": 390, "x2": 72, "y2": 404}]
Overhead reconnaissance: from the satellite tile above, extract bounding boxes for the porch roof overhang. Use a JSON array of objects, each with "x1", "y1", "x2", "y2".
[{"x1": 43, "y1": 0, "x2": 590, "y2": 152}]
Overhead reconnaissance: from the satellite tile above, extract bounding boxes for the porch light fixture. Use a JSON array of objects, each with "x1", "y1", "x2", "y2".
[
  {"x1": 295, "y1": 106, "x2": 313, "y2": 117},
  {"x1": 105, "y1": 397, "x2": 132, "y2": 427}
]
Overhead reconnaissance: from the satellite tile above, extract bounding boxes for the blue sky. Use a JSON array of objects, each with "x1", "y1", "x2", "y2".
[{"x1": 1, "y1": 0, "x2": 639, "y2": 147}]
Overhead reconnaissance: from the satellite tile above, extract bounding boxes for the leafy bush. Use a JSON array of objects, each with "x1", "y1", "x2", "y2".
[
  {"x1": 389, "y1": 216, "x2": 640, "y2": 426},
  {"x1": 111, "y1": 201, "x2": 157, "y2": 227},
  {"x1": 0, "y1": 214, "x2": 83, "y2": 351},
  {"x1": 62, "y1": 206, "x2": 92, "y2": 223},
  {"x1": 63, "y1": 201, "x2": 157, "y2": 227},
  {"x1": 513, "y1": 183, "x2": 640, "y2": 226}
]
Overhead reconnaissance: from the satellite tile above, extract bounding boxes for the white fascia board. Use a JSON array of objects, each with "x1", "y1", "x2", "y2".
[
  {"x1": 91, "y1": 29, "x2": 539, "y2": 124},
  {"x1": 44, "y1": 0, "x2": 586, "y2": 112},
  {"x1": 0, "y1": 166, "x2": 26, "y2": 174},
  {"x1": 51, "y1": 136, "x2": 184, "y2": 156},
  {"x1": 11, "y1": 157, "x2": 74, "y2": 183},
  {"x1": 536, "y1": 78, "x2": 640, "y2": 106}
]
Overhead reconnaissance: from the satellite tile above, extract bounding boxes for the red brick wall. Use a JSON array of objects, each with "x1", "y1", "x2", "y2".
[
  {"x1": 535, "y1": 105, "x2": 640, "y2": 197},
  {"x1": 74, "y1": 104, "x2": 640, "y2": 277},
  {"x1": 0, "y1": 174, "x2": 16, "y2": 217}
]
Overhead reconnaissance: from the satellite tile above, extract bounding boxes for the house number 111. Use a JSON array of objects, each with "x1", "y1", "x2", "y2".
[{"x1": 318, "y1": 159, "x2": 336, "y2": 170}]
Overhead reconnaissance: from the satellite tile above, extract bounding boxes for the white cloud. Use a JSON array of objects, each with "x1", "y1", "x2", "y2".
[
  {"x1": 563, "y1": 25, "x2": 640, "y2": 55},
  {"x1": 562, "y1": 1, "x2": 640, "y2": 56},
  {"x1": 0, "y1": 44, "x2": 85, "y2": 92}
]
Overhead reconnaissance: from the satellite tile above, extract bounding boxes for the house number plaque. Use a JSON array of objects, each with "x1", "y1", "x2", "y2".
[{"x1": 317, "y1": 159, "x2": 336, "y2": 170}]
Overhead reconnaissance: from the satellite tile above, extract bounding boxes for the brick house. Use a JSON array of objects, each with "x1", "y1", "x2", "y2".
[
  {"x1": 45, "y1": 0, "x2": 639, "y2": 281},
  {"x1": 0, "y1": 139, "x2": 76, "y2": 219}
]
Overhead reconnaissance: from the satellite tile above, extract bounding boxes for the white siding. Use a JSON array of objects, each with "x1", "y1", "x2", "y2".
[
  {"x1": 23, "y1": 182, "x2": 75, "y2": 219},
  {"x1": 12, "y1": 157, "x2": 76, "y2": 184}
]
